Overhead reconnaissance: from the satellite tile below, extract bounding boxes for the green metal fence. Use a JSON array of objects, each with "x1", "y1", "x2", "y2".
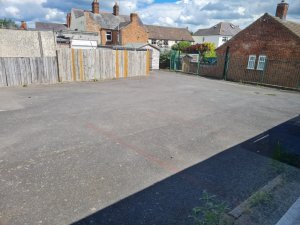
[
  {"x1": 181, "y1": 54, "x2": 300, "y2": 90},
  {"x1": 170, "y1": 50, "x2": 182, "y2": 71}
]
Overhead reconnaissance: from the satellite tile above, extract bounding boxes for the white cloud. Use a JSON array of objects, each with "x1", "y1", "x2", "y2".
[
  {"x1": 0, "y1": 0, "x2": 299, "y2": 30},
  {"x1": 4, "y1": 6, "x2": 20, "y2": 17}
]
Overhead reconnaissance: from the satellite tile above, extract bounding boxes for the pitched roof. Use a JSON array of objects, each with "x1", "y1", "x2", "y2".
[
  {"x1": 72, "y1": 9, "x2": 143, "y2": 30},
  {"x1": 194, "y1": 22, "x2": 241, "y2": 36},
  {"x1": 35, "y1": 22, "x2": 68, "y2": 31},
  {"x1": 145, "y1": 25, "x2": 194, "y2": 41},
  {"x1": 269, "y1": 14, "x2": 300, "y2": 39}
]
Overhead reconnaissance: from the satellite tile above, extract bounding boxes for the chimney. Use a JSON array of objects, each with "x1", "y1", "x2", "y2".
[
  {"x1": 66, "y1": 13, "x2": 71, "y2": 28},
  {"x1": 130, "y1": 13, "x2": 138, "y2": 23},
  {"x1": 113, "y1": 2, "x2": 119, "y2": 16},
  {"x1": 92, "y1": 0, "x2": 99, "y2": 14},
  {"x1": 276, "y1": 0, "x2": 289, "y2": 20},
  {"x1": 20, "y1": 21, "x2": 27, "y2": 30}
]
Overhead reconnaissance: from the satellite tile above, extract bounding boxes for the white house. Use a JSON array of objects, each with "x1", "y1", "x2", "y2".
[
  {"x1": 145, "y1": 25, "x2": 194, "y2": 50},
  {"x1": 193, "y1": 22, "x2": 241, "y2": 47}
]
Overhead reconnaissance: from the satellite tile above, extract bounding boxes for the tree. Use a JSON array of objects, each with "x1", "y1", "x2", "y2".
[
  {"x1": 171, "y1": 41, "x2": 191, "y2": 52},
  {"x1": 0, "y1": 18, "x2": 18, "y2": 29},
  {"x1": 185, "y1": 42, "x2": 216, "y2": 57}
]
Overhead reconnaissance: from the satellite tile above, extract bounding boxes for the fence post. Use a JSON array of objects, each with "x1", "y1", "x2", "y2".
[
  {"x1": 223, "y1": 47, "x2": 230, "y2": 80},
  {"x1": 197, "y1": 51, "x2": 201, "y2": 76},
  {"x1": 260, "y1": 58, "x2": 268, "y2": 83}
]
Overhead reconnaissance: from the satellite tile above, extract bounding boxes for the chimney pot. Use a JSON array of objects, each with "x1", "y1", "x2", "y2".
[
  {"x1": 20, "y1": 21, "x2": 27, "y2": 30},
  {"x1": 276, "y1": 0, "x2": 289, "y2": 20},
  {"x1": 130, "y1": 13, "x2": 138, "y2": 23},
  {"x1": 113, "y1": 2, "x2": 119, "y2": 16},
  {"x1": 66, "y1": 13, "x2": 71, "y2": 28},
  {"x1": 92, "y1": 0, "x2": 99, "y2": 14}
]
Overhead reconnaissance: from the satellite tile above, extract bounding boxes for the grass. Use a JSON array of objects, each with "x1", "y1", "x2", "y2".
[{"x1": 248, "y1": 191, "x2": 273, "y2": 208}]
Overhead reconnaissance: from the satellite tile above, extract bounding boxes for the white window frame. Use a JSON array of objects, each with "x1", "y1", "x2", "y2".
[
  {"x1": 222, "y1": 37, "x2": 229, "y2": 42},
  {"x1": 106, "y1": 31, "x2": 112, "y2": 42},
  {"x1": 257, "y1": 55, "x2": 267, "y2": 71},
  {"x1": 151, "y1": 39, "x2": 157, "y2": 45},
  {"x1": 247, "y1": 55, "x2": 256, "y2": 70},
  {"x1": 163, "y1": 40, "x2": 169, "y2": 46}
]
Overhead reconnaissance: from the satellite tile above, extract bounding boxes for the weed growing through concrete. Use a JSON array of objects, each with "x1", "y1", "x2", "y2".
[
  {"x1": 248, "y1": 191, "x2": 273, "y2": 208},
  {"x1": 190, "y1": 191, "x2": 231, "y2": 225}
]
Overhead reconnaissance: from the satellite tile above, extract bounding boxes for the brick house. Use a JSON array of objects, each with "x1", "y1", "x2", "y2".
[
  {"x1": 216, "y1": 1, "x2": 300, "y2": 89},
  {"x1": 67, "y1": 0, "x2": 148, "y2": 46}
]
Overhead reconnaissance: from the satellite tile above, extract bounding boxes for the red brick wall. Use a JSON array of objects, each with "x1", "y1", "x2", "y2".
[
  {"x1": 120, "y1": 15, "x2": 148, "y2": 45},
  {"x1": 216, "y1": 14, "x2": 300, "y2": 89},
  {"x1": 217, "y1": 14, "x2": 300, "y2": 58}
]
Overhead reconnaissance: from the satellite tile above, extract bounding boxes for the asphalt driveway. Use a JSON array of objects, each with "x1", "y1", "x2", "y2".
[{"x1": 0, "y1": 71, "x2": 300, "y2": 225}]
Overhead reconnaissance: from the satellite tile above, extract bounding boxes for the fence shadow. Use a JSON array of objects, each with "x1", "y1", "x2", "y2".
[{"x1": 72, "y1": 116, "x2": 300, "y2": 225}]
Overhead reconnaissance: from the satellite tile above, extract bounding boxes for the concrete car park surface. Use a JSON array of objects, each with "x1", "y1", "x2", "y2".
[{"x1": 0, "y1": 71, "x2": 300, "y2": 225}]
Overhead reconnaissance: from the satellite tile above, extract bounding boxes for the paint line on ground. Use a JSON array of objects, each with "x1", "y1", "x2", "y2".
[{"x1": 253, "y1": 134, "x2": 269, "y2": 143}]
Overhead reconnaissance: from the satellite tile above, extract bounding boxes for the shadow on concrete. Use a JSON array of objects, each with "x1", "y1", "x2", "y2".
[{"x1": 72, "y1": 116, "x2": 300, "y2": 225}]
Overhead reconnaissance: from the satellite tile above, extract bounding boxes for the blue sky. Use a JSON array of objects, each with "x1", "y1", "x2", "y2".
[{"x1": 0, "y1": 0, "x2": 299, "y2": 31}]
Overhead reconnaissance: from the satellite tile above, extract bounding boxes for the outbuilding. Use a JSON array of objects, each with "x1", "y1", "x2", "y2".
[{"x1": 125, "y1": 43, "x2": 160, "y2": 70}]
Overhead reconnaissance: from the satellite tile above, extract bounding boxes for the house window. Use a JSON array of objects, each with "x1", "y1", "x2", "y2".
[
  {"x1": 222, "y1": 37, "x2": 229, "y2": 42},
  {"x1": 151, "y1": 39, "x2": 157, "y2": 45},
  {"x1": 106, "y1": 31, "x2": 112, "y2": 42},
  {"x1": 257, "y1": 55, "x2": 267, "y2": 71},
  {"x1": 202, "y1": 37, "x2": 205, "y2": 42},
  {"x1": 164, "y1": 40, "x2": 169, "y2": 46},
  {"x1": 247, "y1": 55, "x2": 256, "y2": 70}
]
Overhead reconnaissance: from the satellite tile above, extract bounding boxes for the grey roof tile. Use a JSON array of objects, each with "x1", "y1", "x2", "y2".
[
  {"x1": 145, "y1": 25, "x2": 193, "y2": 41},
  {"x1": 194, "y1": 22, "x2": 241, "y2": 36},
  {"x1": 35, "y1": 22, "x2": 68, "y2": 31}
]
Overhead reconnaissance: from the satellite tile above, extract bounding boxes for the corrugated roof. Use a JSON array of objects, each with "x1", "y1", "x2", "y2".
[
  {"x1": 35, "y1": 22, "x2": 68, "y2": 31},
  {"x1": 270, "y1": 14, "x2": 300, "y2": 39},
  {"x1": 194, "y1": 22, "x2": 241, "y2": 36},
  {"x1": 145, "y1": 25, "x2": 193, "y2": 41}
]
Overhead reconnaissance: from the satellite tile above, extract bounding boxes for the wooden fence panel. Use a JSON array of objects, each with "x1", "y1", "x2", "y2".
[
  {"x1": 0, "y1": 57, "x2": 58, "y2": 87},
  {"x1": 57, "y1": 48, "x2": 148, "y2": 82},
  {"x1": 0, "y1": 48, "x2": 148, "y2": 87},
  {"x1": 0, "y1": 58, "x2": 7, "y2": 87}
]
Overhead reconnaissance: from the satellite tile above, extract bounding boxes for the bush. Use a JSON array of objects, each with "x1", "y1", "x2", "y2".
[
  {"x1": 171, "y1": 41, "x2": 192, "y2": 52},
  {"x1": 160, "y1": 51, "x2": 171, "y2": 69}
]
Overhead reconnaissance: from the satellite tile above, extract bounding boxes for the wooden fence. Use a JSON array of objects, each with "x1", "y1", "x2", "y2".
[
  {"x1": 0, "y1": 48, "x2": 150, "y2": 87},
  {"x1": 0, "y1": 57, "x2": 58, "y2": 87}
]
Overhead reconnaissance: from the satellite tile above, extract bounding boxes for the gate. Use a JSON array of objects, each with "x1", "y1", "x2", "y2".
[{"x1": 170, "y1": 50, "x2": 182, "y2": 71}]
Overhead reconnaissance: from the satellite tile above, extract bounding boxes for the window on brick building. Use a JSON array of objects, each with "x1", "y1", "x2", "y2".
[
  {"x1": 257, "y1": 55, "x2": 267, "y2": 71},
  {"x1": 222, "y1": 37, "x2": 229, "y2": 42},
  {"x1": 151, "y1": 39, "x2": 157, "y2": 45},
  {"x1": 247, "y1": 55, "x2": 256, "y2": 70},
  {"x1": 106, "y1": 31, "x2": 112, "y2": 41}
]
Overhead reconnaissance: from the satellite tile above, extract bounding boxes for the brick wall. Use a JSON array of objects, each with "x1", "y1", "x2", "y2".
[
  {"x1": 85, "y1": 12, "x2": 101, "y2": 44},
  {"x1": 182, "y1": 56, "x2": 225, "y2": 79},
  {"x1": 216, "y1": 14, "x2": 300, "y2": 89},
  {"x1": 120, "y1": 15, "x2": 148, "y2": 45},
  {"x1": 217, "y1": 14, "x2": 300, "y2": 58}
]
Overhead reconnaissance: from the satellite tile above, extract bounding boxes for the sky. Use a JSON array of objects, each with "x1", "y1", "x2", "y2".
[{"x1": 0, "y1": 0, "x2": 299, "y2": 31}]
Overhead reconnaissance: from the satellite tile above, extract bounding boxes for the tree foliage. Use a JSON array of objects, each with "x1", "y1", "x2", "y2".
[
  {"x1": 185, "y1": 42, "x2": 216, "y2": 57},
  {"x1": 171, "y1": 41, "x2": 192, "y2": 52},
  {"x1": 0, "y1": 18, "x2": 18, "y2": 29}
]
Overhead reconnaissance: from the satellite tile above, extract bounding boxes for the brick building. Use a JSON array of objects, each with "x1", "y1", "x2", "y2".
[
  {"x1": 216, "y1": 1, "x2": 300, "y2": 89},
  {"x1": 67, "y1": 0, "x2": 148, "y2": 46}
]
